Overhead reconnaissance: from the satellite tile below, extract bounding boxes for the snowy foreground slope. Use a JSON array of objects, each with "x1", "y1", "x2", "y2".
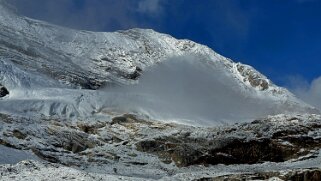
[{"x1": 1, "y1": 0, "x2": 321, "y2": 180}]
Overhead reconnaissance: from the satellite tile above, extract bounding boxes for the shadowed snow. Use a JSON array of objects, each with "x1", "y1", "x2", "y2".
[{"x1": 0, "y1": 145, "x2": 39, "y2": 164}]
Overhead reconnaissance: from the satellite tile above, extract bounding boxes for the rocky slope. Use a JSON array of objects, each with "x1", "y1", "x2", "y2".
[
  {"x1": 0, "y1": 0, "x2": 321, "y2": 180},
  {"x1": 1, "y1": 113, "x2": 321, "y2": 180}
]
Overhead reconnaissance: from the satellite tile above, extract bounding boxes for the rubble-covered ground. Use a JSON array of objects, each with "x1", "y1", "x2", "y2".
[{"x1": 1, "y1": 113, "x2": 321, "y2": 180}]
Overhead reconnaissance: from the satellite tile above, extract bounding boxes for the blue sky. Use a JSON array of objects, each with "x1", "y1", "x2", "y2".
[{"x1": 11, "y1": 0, "x2": 321, "y2": 87}]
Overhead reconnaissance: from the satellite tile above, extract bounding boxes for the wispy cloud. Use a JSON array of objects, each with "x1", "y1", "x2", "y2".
[
  {"x1": 287, "y1": 75, "x2": 321, "y2": 110},
  {"x1": 9, "y1": 0, "x2": 165, "y2": 31},
  {"x1": 9, "y1": 0, "x2": 251, "y2": 52},
  {"x1": 137, "y1": 0, "x2": 163, "y2": 16}
]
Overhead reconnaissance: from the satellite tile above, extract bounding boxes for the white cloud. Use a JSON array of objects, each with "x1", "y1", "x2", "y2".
[
  {"x1": 288, "y1": 76, "x2": 321, "y2": 110},
  {"x1": 99, "y1": 55, "x2": 313, "y2": 126}
]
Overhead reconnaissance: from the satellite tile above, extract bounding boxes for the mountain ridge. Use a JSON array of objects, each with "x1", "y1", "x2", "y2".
[{"x1": 0, "y1": 0, "x2": 319, "y2": 121}]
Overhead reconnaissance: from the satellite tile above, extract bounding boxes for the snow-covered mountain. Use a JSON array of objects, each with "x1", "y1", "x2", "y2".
[
  {"x1": 0, "y1": 0, "x2": 318, "y2": 125},
  {"x1": 1, "y1": 1, "x2": 321, "y2": 180}
]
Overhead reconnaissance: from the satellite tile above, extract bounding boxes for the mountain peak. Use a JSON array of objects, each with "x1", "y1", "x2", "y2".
[{"x1": 0, "y1": 3, "x2": 319, "y2": 124}]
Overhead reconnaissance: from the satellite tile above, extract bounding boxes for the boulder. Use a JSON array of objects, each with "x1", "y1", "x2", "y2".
[{"x1": 0, "y1": 84, "x2": 9, "y2": 97}]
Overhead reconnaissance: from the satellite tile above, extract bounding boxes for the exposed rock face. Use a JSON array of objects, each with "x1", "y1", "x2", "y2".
[
  {"x1": 200, "y1": 169, "x2": 321, "y2": 181},
  {"x1": 236, "y1": 64, "x2": 269, "y2": 90},
  {"x1": 12, "y1": 130, "x2": 27, "y2": 140},
  {"x1": 136, "y1": 115, "x2": 321, "y2": 167},
  {"x1": 0, "y1": 84, "x2": 9, "y2": 97},
  {"x1": 1, "y1": 113, "x2": 321, "y2": 180}
]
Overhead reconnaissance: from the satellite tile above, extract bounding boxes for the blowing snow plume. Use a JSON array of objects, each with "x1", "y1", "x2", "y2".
[
  {"x1": 288, "y1": 76, "x2": 321, "y2": 111},
  {"x1": 98, "y1": 55, "x2": 308, "y2": 126},
  {"x1": 0, "y1": 53, "x2": 315, "y2": 126}
]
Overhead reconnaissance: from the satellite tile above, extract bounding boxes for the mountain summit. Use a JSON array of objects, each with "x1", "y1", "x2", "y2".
[{"x1": 0, "y1": 0, "x2": 318, "y2": 124}]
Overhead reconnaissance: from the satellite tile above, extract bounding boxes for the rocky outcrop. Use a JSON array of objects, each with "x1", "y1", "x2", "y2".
[
  {"x1": 136, "y1": 134, "x2": 320, "y2": 167},
  {"x1": 1, "y1": 113, "x2": 321, "y2": 180},
  {"x1": 198, "y1": 169, "x2": 321, "y2": 181},
  {"x1": 0, "y1": 84, "x2": 9, "y2": 97},
  {"x1": 136, "y1": 114, "x2": 321, "y2": 167},
  {"x1": 236, "y1": 64, "x2": 269, "y2": 91},
  {"x1": 45, "y1": 127, "x2": 99, "y2": 153}
]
